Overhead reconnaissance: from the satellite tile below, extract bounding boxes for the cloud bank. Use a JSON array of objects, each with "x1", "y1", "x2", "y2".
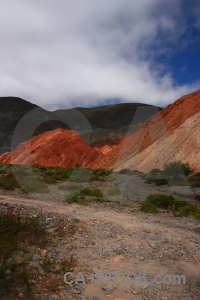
[{"x1": 0, "y1": 0, "x2": 199, "y2": 109}]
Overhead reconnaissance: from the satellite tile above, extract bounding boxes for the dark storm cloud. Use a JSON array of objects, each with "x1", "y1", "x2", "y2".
[{"x1": 0, "y1": 0, "x2": 199, "y2": 109}]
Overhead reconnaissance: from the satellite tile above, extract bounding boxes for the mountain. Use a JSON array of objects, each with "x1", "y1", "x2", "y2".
[
  {"x1": 54, "y1": 103, "x2": 162, "y2": 151},
  {"x1": 0, "y1": 97, "x2": 69, "y2": 154},
  {"x1": 0, "y1": 97, "x2": 161, "y2": 155},
  {"x1": 1, "y1": 91, "x2": 199, "y2": 172},
  {"x1": 0, "y1": 128, "x2": 102, "y2": 168},
  {"x1": 92, "y1": 90, "x2": 200, "y2": 172}
]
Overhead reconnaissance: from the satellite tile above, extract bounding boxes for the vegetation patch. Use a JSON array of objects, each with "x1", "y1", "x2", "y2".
[
  {"x1": 81, "y1": 187, "x2": 103, "y2": 197},
  {"x1": 0, "y1": 208, "x2": 46, "y2": 298},
  {"x1": 107, "y1": 187, "x2": 121, "y2": 196},
  {"x1": 118, "y1": 169, "x2": 144, "y2": 176},
  {"x1": 21, "y1": 177, "x2": 49, "y2": 193},
  {"x1": 65, "y1": 191, "x2": 87, "y2": 205},
  {"x1": 141, "y1": 194, "x2": 200, "y2": 219},
  {"x1": 188, "y1": 172, "x2": 200, "y2": 188},
  {"x1": 146, "y1": 178, "x2": 168, "y2": 186},
  {"x1": 64, "y1": 187, "x2": 106, "y2": 204},
  {"x1": 0, "y1": 172, "x2": 22, "y2": 191},
  {"x1": 90, "y1": 169, "x2": 112, "y2": 181},
  {"x1": 145, "y1": 161, "x2": 195, "y2": 186}
]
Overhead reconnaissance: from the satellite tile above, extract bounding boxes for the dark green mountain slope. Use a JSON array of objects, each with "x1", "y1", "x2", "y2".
[
  {"x1": 54, "y1": 103, "x2": 162, "y2": 146},
  {"x1": 0, "y1": 97, "x2": 161, "y2": 154},
  {"x1": 0, "y1": 97, "x2": 69, "y2": 154}
]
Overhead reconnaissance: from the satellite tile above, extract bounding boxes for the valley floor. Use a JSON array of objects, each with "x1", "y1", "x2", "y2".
[{"x1": 0, "y1": 192, "x2": 199, "y2": 300}]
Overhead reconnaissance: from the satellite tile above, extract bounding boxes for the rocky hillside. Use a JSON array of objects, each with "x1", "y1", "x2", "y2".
[
  {"x1": 0, "y1": 97, "x2": 161, "y2": 155},
  {"x1": 54, "y1": 102, "x2": 162, "y2": 147},
  {"x1": 1, "y1": 91, "x2": 199, "y2": 172},
  {"x1": 93, "y1": 90, "x2": 200, "y2": 172},
  {"x1": 0, "y1": 128, "x2": 102, "y2": 168},
  {"x1": 0, "y1": 97, "x2": 69, "y2": 154}
]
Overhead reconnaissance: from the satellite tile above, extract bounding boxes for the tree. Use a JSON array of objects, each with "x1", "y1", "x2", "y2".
[{"x1": 163, "y1": 161, "x2": 194, "y2": 178}]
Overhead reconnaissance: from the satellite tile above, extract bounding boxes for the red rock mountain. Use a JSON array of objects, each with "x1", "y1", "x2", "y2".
[
  {"x1": 0, "y1": 128, "x2": 102, "y2": 168},
  {"x1": 0, "y1": 90, "x2": 199, "y2": 172},
  {"x1": 92, "y1": 90, "x2": 200, "y2": 172}
]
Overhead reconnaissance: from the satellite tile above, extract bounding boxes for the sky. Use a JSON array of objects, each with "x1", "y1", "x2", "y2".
[{"x1": 0, "y1": 0, "x2": 199, "y2": 110}]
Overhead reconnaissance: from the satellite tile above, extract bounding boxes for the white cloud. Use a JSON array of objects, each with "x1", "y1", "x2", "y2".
[{"x1": 0, "y1": 0, "x2": 199, "y2": 109}]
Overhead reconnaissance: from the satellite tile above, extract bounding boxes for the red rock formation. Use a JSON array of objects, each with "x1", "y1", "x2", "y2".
[
  {"x1": 92, "y1": 135, "x2": 125, "y2": 154},
  {"x1": 92, "y1": 90, "x2": 200, "y2": 172},
  {"x1": 0, "y1": 128, "x2": 103, "y2": 168},
  {"x1": 1, "y1": 90, "x2": 199, "y2": 172}
]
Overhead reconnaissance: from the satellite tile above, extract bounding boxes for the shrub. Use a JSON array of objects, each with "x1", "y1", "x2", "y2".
[
  {"x1": 0, "y1": 208, "x2": 45, "y2": 297},
  {"x1": 119, "y1": 169, "x2": 129, "y2": 174},
  {"x1": 65, "y1": 191, "x2": 86, "y2": 205},
  {"x1": 141, "y1": 201, "x2": 159, "y2": 214},
  {"x1": 163, "y1": 161, "x2": 194, "y2": 178},
  {"x1": 33, "y1": 166, "x2": 73, "y2": 182},
  {"x1": 146, "y1": 194, "x2": 175, "y2": 209},
  {"x1": 177, "y1": 204, "x2": 200, "y2": 219},
  {"x1": 65, "y1": 187, "x2": 104, "y2": 204},
  {"x1": 146, "y1": 178, "x2": 168, "y2": 186},
  {"x1": 0, "y1": 172, "x2": 21, "y2": 191},
  {"x1": 90, "y1": 169, "x2": 112, "y2": 181},
  {"x1": 149, "y1": 168, "x2": 162, "y2": 176},
  {"x1": 140, "y1": 194, "x2": 200, "y2": 219},
  {"x1": 191, "y1": 182, "x2": 200, "y2": 188},
  {"x1": 81, "y1": 187, "x2": 103, "y2": 198},
  {"x1": 69, "y1": 168, "x2": 91, "y2": 182},
  {"x1": 107, "y1": 187, "x2": 121, "y2": 196},
  {"x1": 188, "y1": 172, "x2": 200, "y2": 187},
  {"x1": 21, "y1": 178, "x2": 49, "y2": 193}
]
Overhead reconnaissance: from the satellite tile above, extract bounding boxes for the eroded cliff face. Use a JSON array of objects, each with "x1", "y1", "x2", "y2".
[
  {"x1": 0, "y1": 128, "x2": 103, "y2": 168},
  {"x1": 92, "y1": 90, "x2": 200, "y2": 172}
]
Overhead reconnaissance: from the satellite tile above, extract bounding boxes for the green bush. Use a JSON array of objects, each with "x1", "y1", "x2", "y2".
[
  {"x1": 90, "y1": 169, "x2": 112, "y2": 181},
  {"x1": 65, "y1": 191, "x2": 86, "y2": 205},
  {"x1": 69, "y1": 168, "x2": 92, "y2": 182},
  {"x1": 65, "y1": 187, "x2": 104, "y2": 204},
  {"x1": 33, "y1": 166, "x2": 73, "y2": 182},
  {"x1": 0, "y1": 172, "x2": 21, "y2": 191},
  {"x1": 146, "y1": 178, "x2": 168, "y2": 186},
  {"x1": 107, "y1": 187, "x2": 121, "y2": 196},
  {"x1": 0, "y1": 209, "x2": 45, "y2": 297},
  {"x1": 22, "y1": 178, "x2": 49, "y2": 193},
  {"x1": 146, "y1": 194, "x2": 175, "y2": 209},
  {"x1": 188, "y1": 172, "x2": 200, "y2": 187},
  {"x1": 81, "y1": 187, "x2": 103, "y2": 198},
  {"x1": 163, "y1": 161, "x2": 194, "y2": 178},
  {"x1": 177, "y1": 204, "x2": 200, "y2": 219},
  {"x1": 140, "y1": 194, "x2": 200, "y2": 219},
  {"x1": 141, "y1": 201, "x2": 159, "y2": 214},
  {"x1": 173, "y1": 198, "x2": 188, "y2": 209},
  {"x1": 149, "y1": 168, "x2": 162, "y2": 176},
  {"x1": 118, "y1": 169, "x2": 130, "y2": 174},
  {"x1": 191, "y1": 182, "x2": 200, "y2": 187}
]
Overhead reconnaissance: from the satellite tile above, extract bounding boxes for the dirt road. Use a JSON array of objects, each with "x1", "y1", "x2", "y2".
[{"x1": 0, "y1": 194, "x2": 200, "y2": 300}]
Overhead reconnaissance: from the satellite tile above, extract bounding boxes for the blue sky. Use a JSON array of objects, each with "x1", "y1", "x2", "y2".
[
  {"x1": 0, "y1": 0, "x2": 199, "y2": 109},
  {"x1": 166, "y1": 27, "x2": 200, "y2": 86}
]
